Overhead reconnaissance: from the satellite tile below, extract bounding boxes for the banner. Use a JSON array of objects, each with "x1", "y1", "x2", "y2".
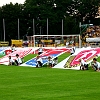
[
  {"x1": 0, "y1": 48, "x2": 33, "y2": 65},
  {"x1": 86, "y1": 38, "x2": 100, "y2": 42},
  {"x1": 11, "y1": 40, "x2": 23, "y2": 47},
  {"x1": 70, "y1": 48, "x2": 100, "y2": 66},
  {"x1": 41, "y1": 40, "x2": 53, "y2": 43},
  {"x1": 5, "y1": 50, "x2": 12, "y2": 55},
  {"x1": 0, "y1": 41, "x2": 9, "y2": 47}
]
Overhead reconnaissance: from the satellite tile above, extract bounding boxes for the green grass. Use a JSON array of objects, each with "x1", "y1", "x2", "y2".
[
  {"x1": 97, "y1": 56, "x2": 100, "y2": 61},
  {"x1": 0, "y1": 65, "x2": 100, "y2": 100},
  {"x1": 0, "y1": 53, "x2": 100, "y2": 100},
  {"x1": 23, "y1": 54, "x2": 37, "y2": 62},
  {"x1": 58, "y1": 52, "x2": 70, "y2": 63}
]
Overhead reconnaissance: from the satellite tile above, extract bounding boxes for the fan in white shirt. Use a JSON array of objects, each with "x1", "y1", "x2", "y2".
[
  {"x1": 53, "y1": 57, "x2": 58, "y2": 66},
  {"x1": 70, "y1": 44, "x2": 76, "y2": 55},
  {"x1": 91, "y1": 58, "x2": 100, "y2": 71},
  {"x1": 8, "y1": 56, "x2": 14, "y2": 65},
  {"x1": 66, "y1": 41, "x2": 69, "y2": 48},
  {"x1": 11, "y1": 44, "x2": 16, "y2": 52},
  {"x1": 15, "y1": 54, "x2": 22, "y2": 66},
  {"x1": 79, "y1": 58, "x2": 88, "y2": 70},
  {"x1": 36, "y1": 56, "x2": 43, "y2": 67},
  {"x1": 38, "y1": 45, "x2": 43, "y2": 55},
  {"x1": 47, "y1": 56, "x2": 54, "y2": 67}
]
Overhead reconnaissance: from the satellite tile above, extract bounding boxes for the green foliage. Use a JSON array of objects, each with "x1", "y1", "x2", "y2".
[
  {"x1": 0, "y1": 0, "x2": 99, "y2": 40},
  {"x1": 0, "y1": 3, "x2": 26, "y2": 41}
]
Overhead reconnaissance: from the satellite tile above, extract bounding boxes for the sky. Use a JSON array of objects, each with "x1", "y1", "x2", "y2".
[{"x1": 0, "y1": 0, "x2": 25, "y2": 7}]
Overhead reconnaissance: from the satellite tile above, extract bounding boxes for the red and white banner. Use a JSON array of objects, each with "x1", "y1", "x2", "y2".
[
  {"x1": 0, "y1": 48, "x2": 33, "y2": 65},
  {"x1": 70, "y1": 48, "x2": 100, "y2": 66},
  {"x1": 5, "y1": 50, "x2": 12, "y2": 55}
]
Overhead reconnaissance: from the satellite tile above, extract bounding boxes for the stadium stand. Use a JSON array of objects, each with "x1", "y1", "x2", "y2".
[{"x1": 81, "y1": 25, "x2": 100, "y2": 47}]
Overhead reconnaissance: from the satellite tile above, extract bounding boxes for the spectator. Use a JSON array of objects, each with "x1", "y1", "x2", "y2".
[
  {"x1": 11, "y1": 44, "x2": 16, "y2": 52},
  {"x1": 36, "y1": 56, "x2": 43, "y2": 68},
  {"x1": 8, "y1": 56, "x2": 14, "y2": 65},
  {"x1": 53, "y1": 57, "x2": 58, "y2": 66},
  {"x1": 66, "y1": 41, "x2": 69, "y2": 48},
  {"x1": 79, "y1": 58, "x2": 88, "y2": 70},
  {"x1": 70, "y1": 43, "x2": 76, "y2": 55},
  {"x1": 15, "y1": 54, "x2": 22, "y2": 66},
  {"x1": 54, "y1": 42, "x2": 57, "y2": 48},
  {"x1": 91, "y1": 58, "x2": 100, "y2": 72},
  {"x1": 47, "y1": 56, "x2": 54, "y2": 67},
  {"x1": 38, "y1": 44, "x2": 43, "y2": 55},
  {"x1": 86, "y1": 43, "x2": 91, "y2": 48}
]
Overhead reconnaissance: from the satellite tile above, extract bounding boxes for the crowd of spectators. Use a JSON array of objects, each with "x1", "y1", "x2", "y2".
[
  {"x1": 81, "y1": 25, "x2": 100, "y2": 47},
  {"x1": 82, "y1": 25, "x2": 100, "y2": 39}
]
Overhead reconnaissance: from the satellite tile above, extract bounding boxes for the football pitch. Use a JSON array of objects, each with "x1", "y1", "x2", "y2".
[{"x1": 0, "y1": 53, "x2": 100, "y2": 100}]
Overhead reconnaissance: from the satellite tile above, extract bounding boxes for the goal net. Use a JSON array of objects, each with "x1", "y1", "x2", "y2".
[{"x1": 27, "y1": 35, "x2": 81, "y2": 47}]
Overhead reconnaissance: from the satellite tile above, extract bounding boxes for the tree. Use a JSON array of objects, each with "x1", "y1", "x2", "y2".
[
  {"x1": 24, "y1": 0, "x2": 100, "y2": 35},
  {"x1": 65, "y1": 0, "x2": 100, "y2": 23},
  {"x1": 0, "y1": 0, "x2": 99, "y2": 42},
  {"x1": 0, "y1": 3, "x2": 25, "y2": 41}
]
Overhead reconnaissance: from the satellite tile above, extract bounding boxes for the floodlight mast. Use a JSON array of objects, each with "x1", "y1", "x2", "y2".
[
  {"x1": 3, "y1": 18, "x2": 5, "y2": 42},
  {"x1": 47, "y1": 18, "x2": 48, "y2": 39},
  {"x1": 18, "y1": 18, "x2": 20, "y2": 40}
]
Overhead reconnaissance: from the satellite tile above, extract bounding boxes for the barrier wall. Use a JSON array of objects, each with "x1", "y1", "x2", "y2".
[{"x1": 0, "y1": 41, "x2": 9, "y2": 47}]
